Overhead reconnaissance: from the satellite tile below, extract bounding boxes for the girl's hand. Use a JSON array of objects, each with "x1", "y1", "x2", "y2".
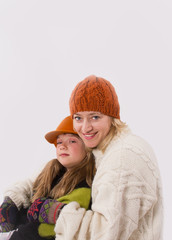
[
  {"x1": 27, "y1": 197, "x2": 46, "y2": 222},
  {"x1": 0, "y1": 222, "x2": 15, "y2": 232},
  {"x1": 38, "y1": 199, "x2": 65, "y2": 224},
  {"x1": 27, "y1": 198, "x2": 65, "y2": 224},
  {"x1": 0, "y1": 196, "x2": 18, "y2": 232}
]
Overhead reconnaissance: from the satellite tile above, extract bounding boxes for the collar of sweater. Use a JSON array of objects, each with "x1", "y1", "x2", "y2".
[{"x1": 92, "y1": 126, "x2": 131, "y2": 168}]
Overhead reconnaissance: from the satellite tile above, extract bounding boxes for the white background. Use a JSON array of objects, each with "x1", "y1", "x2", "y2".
[{"x1": 0, "y1": 0, "x2": 171, "y2": 238}]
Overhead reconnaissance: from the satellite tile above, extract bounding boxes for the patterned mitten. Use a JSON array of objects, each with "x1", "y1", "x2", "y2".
[
  {"x1": 27, "y1": 197, "x2": 46, "y2": 222},
  {"x1": 0, "y1": 197, "x2": 18, "y2": 232},
  {"x1": 38, "y1": 199, "x2": 66, "y2": 224},
  {"x1": 0, "y1": 222, "x2": 15, "y2": 232}
]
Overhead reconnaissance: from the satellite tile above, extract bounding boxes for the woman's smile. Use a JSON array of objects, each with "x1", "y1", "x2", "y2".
[
  {"x1": 73, "y1": 112, "x2": 112, "y2": 148},
  {"x1": 83, "y1": 132, "x2": 97, "y2": 140}
]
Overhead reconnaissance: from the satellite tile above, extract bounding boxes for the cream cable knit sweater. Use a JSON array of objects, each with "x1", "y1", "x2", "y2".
[
  {"x1": 4, "y1": 178, "x2": 33, "y2": 209},
  {"x1": 54, "y1": 128, "x2": 163, "y2": 240},
  {"x1": 4, "y1": 128, "x2": 163, "y2": 240}
]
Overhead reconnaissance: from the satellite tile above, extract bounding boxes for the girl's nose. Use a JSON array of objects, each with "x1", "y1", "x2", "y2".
[
  {"x1": 82, "y1": 119, "x2": 93, "y2": 133},
  {"x1": 59, "y1": 143, "x2": 67, "y2": 149}
]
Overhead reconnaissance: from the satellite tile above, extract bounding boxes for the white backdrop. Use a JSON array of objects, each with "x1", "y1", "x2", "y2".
[{"x1": 0, "y1": 1, "x2": 171, "y2": 239}]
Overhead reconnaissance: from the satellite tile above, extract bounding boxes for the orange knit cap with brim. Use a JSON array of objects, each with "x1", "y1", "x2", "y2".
[
  {"x1": 69, "y1": 75, "x2": 120, "y2": 119},
  {"x1": 45, "y1": 116, "x2": 78, "y2": 145}
]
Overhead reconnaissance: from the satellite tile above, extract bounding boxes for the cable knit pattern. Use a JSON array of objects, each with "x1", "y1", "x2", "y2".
[
  {"x1": 4, "y1": 179, "x2": 34, "y2": 209},
  {"x1": 55, "y1": 127, "x2": 163, "y2": 240},
  {"x1": 3, "y1": 128, "x2": 163, "y2": 239},
  {"x1": 69, "y1": 75, "x2": 120, "y2": 119}
]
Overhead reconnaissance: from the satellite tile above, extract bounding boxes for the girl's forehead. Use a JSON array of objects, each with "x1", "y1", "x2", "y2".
[{"x1": 57, "y1": 133, "x2": 78, "y2": 139}]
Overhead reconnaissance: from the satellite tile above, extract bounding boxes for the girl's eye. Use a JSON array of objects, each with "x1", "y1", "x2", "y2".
[
  {"x1": 70, "y1": 140, "x2": 76, "y2": 143},
  {"x1": 57, "y1": 141, "x2": 62, "y2": 145}
]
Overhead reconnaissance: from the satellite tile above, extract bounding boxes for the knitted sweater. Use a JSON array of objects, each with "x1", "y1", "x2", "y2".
[
  {"x1": 54, "y1": 128, "x2": 163, "y2": 239},
  {"x1": 3, "y1": 177, "x2": 91, "y2": 239},
  {"x1": 8, "y1": 180, "x2": 91, "y2": 240},
  {"x1": 4, "y1": 128, "x2": 163, "y2": 239}
]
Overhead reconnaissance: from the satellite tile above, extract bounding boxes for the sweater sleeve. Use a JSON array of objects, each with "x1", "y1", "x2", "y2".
[
  {"x1": 3, "y1": 179, "x2": 34, "y2": 209},
  {"x1": 54, "y1": 146, "x2": 159, "y2": 240},
  {"x1": 38, "y1": 187, "x2": 91, "y2": 238}
]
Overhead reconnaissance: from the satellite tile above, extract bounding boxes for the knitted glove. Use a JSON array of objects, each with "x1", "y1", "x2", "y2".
[
  {"x1": 0, "y1": 222, "x2": 15, "y2": 232},
  {"x1": 27, "y1": 197, "x2": 46, "y2": 222},
  {"x1": 0, "y1": 197, "x2": 19, "y2": 232},
  {"x1": 38, "y1": 199, "x2": 66, "y2": 224},
  {"x1": 27, "y1": 198, "x2": 66, "y2": 224}
]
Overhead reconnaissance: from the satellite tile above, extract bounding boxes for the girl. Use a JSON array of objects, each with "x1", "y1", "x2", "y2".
[
  {"x1": 54, "y1": 75, "x2": 163, "y2": 240},
  {"x1": 0, "y1": 116, "x2": 95, "y2": 240}
]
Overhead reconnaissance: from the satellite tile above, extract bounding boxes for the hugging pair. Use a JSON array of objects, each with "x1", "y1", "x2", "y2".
[{"x1": 0, "y1": 75, "x2": 163, "y2": 240}]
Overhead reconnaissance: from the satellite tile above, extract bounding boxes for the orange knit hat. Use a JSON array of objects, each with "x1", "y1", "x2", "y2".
[
  {"x1": 69, "y1": 75, "x2": 120, "y2": 119},
  {"x1": 45, "y1": 116, "x2": 78, "y2": 145}
]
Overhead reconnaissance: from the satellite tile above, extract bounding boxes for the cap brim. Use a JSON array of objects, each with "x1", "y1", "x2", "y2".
[{"x1": 45, "y1": 130, "x2": 77, "y2": 144}]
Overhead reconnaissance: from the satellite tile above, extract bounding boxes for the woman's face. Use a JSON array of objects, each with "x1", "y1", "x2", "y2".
[
  {"x1": 73, "y1": 112, "x2": 112, "y2": 148},
  {"x1": 56, "y1": 133, "x2": 86, "y2": 170}
]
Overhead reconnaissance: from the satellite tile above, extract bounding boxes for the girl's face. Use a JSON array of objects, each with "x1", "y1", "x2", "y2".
[
  {"x1": 73, "y1": 112, "x2": 112, "y2": 148},
  {"x1": 56, "y1": 133, "x2": 86, "y2": 170}
]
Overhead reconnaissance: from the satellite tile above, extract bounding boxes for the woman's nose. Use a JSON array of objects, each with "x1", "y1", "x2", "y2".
[{"x1": 82, "y1": 119, "x2": 93, "y2": 133}]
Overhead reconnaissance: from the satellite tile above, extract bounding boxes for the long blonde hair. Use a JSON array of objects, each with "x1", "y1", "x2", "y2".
[
  {"x1": 97, "y1": 118, "x2": 128, "y2": 152},
  {"x1": 32, "y1": 150, "x2": 95, "y2": 202}
]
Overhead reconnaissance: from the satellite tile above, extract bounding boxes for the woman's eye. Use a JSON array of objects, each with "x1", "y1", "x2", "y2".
[
  {"x1": 70, "y1": 140, "x2": 76, "y2": 143},
  {"x1": 57, "y1": 141, "x2": 62, "y2": 145},
  {"x1": 74, "y1": 116, "x2": 81, "y2": 121},
  {"x1": 92, "y1": 115, "x2": 100, "y2": 120}
]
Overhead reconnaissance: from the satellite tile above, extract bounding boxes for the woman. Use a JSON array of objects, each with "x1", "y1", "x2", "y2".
[
  {"x1": 54, "y1": 75, "x2": 163, "y2": 240},
  {"x1": 0, "y1": 116, "x2": 95, "y2": 240}
]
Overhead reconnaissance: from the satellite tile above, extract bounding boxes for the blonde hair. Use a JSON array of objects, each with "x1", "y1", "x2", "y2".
[
  {"x1": 32, "y1": 151, "x2": 95, "y2": 202},
  {"x1": 97, "y1": 118, "x2": 128, "y2": 152}
]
